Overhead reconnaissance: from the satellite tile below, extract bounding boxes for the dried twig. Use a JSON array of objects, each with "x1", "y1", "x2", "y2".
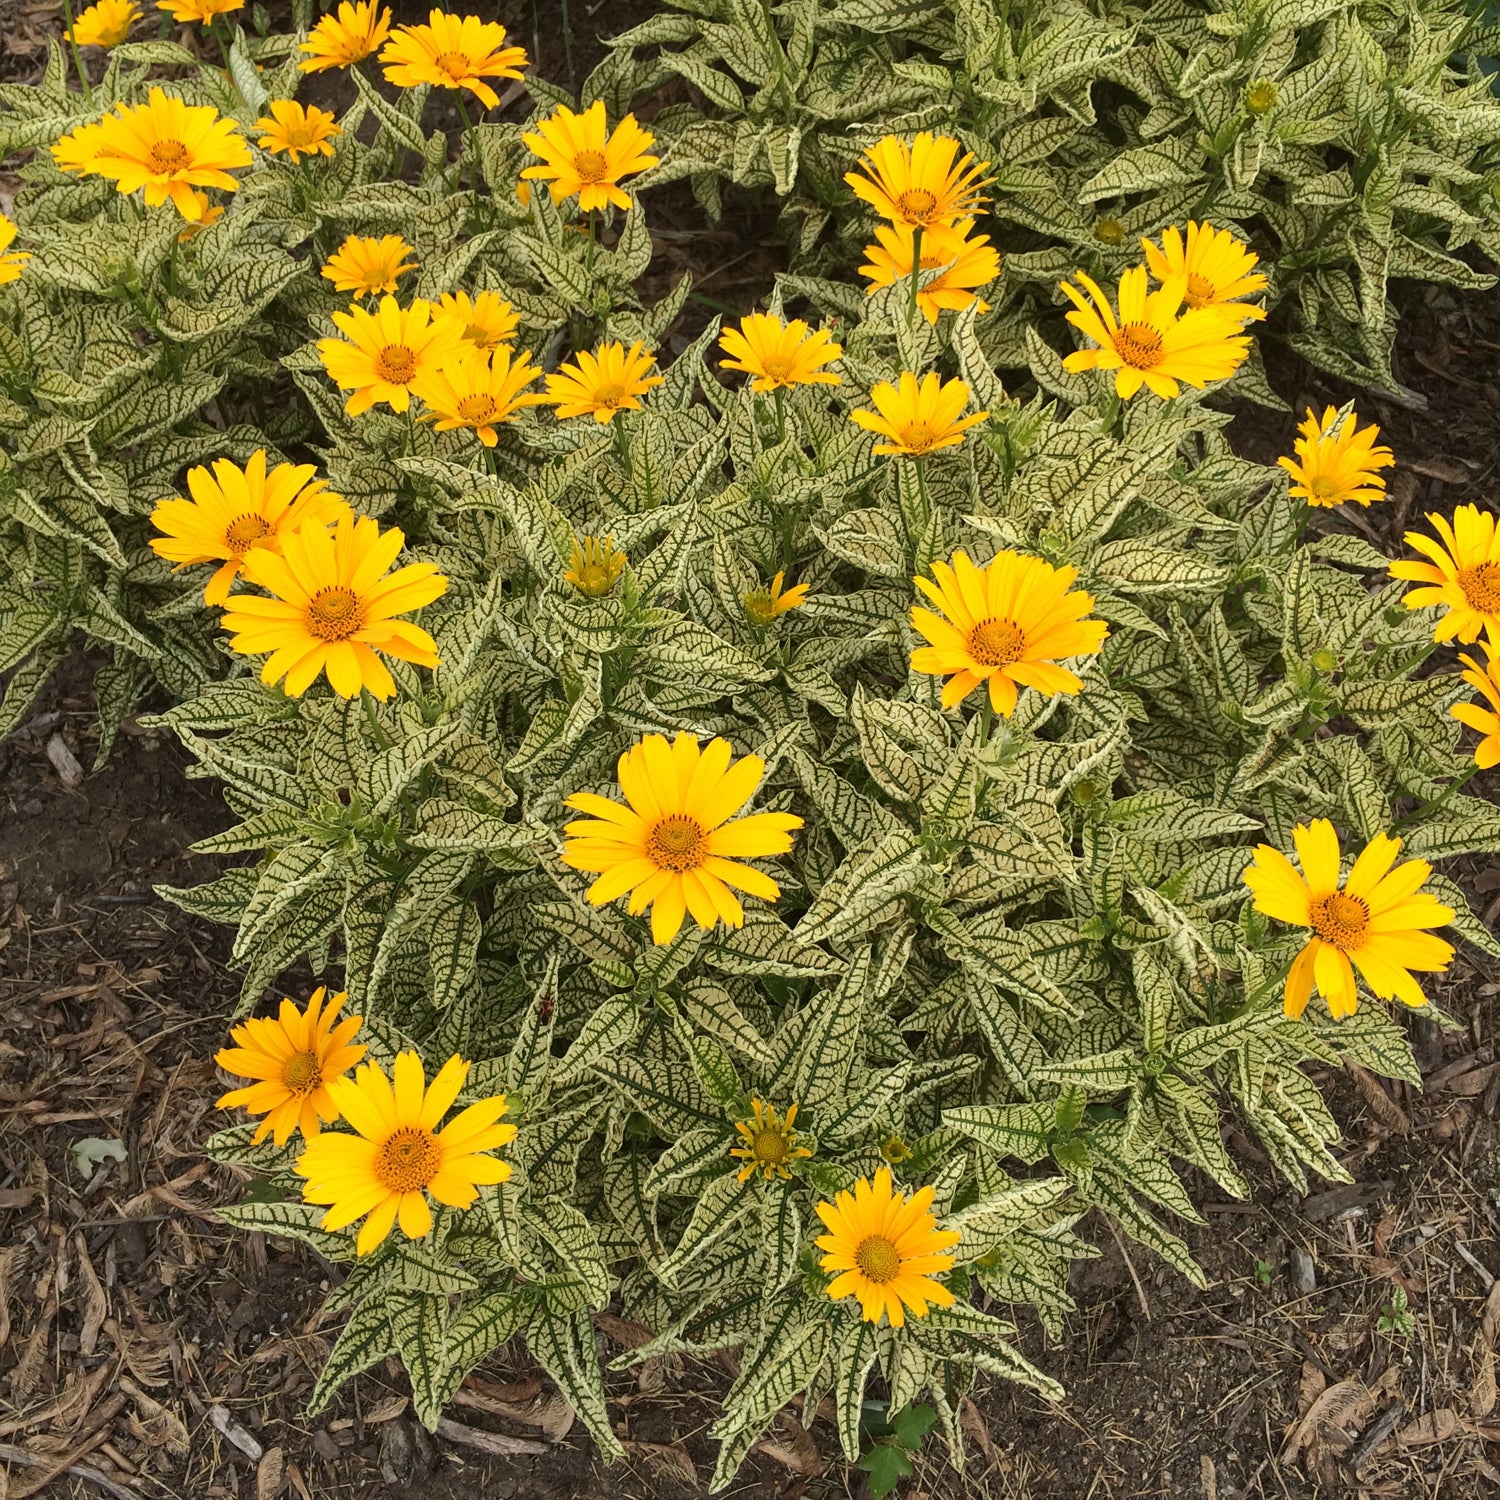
[
  {"x1": 1104, "y1": 1216, "x2": 1152, "y2": 1323},
  {"x1": 0, "y1": 1440, "x2": 138, "y2": 1500}
]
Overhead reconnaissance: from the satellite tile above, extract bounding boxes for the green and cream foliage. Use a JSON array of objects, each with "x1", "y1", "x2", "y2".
[
  {"x1": 3, "y1": 5, "x2": 1500, "y2": 1492},
  {"x1": 612, "y1": 0, "x2": 1500, "y2": 388}
]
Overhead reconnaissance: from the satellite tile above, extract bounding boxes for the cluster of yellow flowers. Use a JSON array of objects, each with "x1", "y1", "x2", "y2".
[{"x1": 216, "y1": 988, "x2": 960, "y2": 1320}]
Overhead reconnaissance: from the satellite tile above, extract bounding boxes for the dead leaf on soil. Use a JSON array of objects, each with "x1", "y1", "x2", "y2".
[
  {"x1": 756, "y1": 1413, "x2": 822, "y2": 1477},
  {"x1": 455, "y1": 1374, "x2": 573, "y2": 1443},
  {"x1": 1348, "y1": 1063, "x2": 1409, "y2": 1132},
  {"x1": 1297, "y1": 1360, "x2": 1327, "y2": 1419},
  {"x1": 71, "y1": 1233, "x2": 106, "y2": 1357},
  {"x1": 1398, "y1": 1408, "x2": 1462, "y2": 1447},
  {"x1": 1283, "y1": 1378, "x2": 1376, "y2": 1462},
  {"x1": 594, "y1": 1310, "x2": 655, "y2": 1349},
  {"x1": 625, "y1": 1439, "x2": 697, "y2": 1483},
  {"x1": 960, "y1": 1396, "x2": 995, "y2": 1464},
  {"x1": 121, "y1": 1375, "x2": 190, "y2": 1458},
  {"x1": 363, "y1": 1396, "x2": 408, "y2": 1424},
  {"x1": 1482, "y1": 1281, "x2": 1500, "y2": 1349}
]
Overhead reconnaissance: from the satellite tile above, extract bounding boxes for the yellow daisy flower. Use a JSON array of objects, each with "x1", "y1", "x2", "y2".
[
  {"x1": 317, "y1": 294, "x2": 464, "y2": 415},
  {"x1": 1452, "y1": 645, "x2": 1500, "y2": 768},
  {"x1": 718, "y1": 313, "x2": 842, "y2": 392},
  {"x1": 1390, "y1": 505, "x2": 1500, "y2": 646},
  {"x1": 176, "y1": 190, "x2": 224, "y2": 241},
  {"x1": 743, "y1": 571, "x2": 809, "y2": 627},
  {"x1": 911, "y1": 548, "x2": 1109, "y2": 716},
  {"x1": 1454, "y1": 647, "x2": 1500, "y2": 770},
  {"x1": 1277, "y1": 405, "x2": 1395, "y2": 509},
  {"x1": 815, "y1": 1167, "x2": 961, "y2": 1327},
  {"x1": 222, "y1": 513, "x2": 448, "y2": 700},
  {"x1": 296, "y1": 1052, "x2": 516, "y2": 1256},
  {"x1": 299, "y1": 0, "x2": 391, "y2": 72},
  {"x1": 858, "y1": 218, "x2": 1000, "y2": 324},
  {"x1": 0, "y1": 214, "x2": 30, "y2": 286},
  {"x1": 379, "y1": 9, "x2": 528, "y2": 111},
  {"x1": 730, "y1": 1100, "x2": 813, "y2": 1183},
  {"x1": 1141, "y1": 221, "x2": 1267, "y2": 317},
  {"x1": 520, "y1": 100, "x2": 660, "y2": 213},
  {"x1": 543, "y1": 339, "x2": 663, "y2": 423},
  {"x1": 156, "y1": 0, "x2": 243, "y2": 23},
  {"x1": 215, "y1": 987, "x2": 365, "y2": 1147},
  {"x1": 850, "y1": 371, "x2": 986, "y2": 458},
  {"x1": 563, "y1": 535, "x2": 626, "y2": 598},
  {"x1": 320, "y1": 234, "x2": 417, "y2": 299},
  {"x1": 66, "y1": 0, "x2": 140, "y2": 47},
  {"x1": 255, "y1": 99, "x2": 342, "y2": 163},
  {"x1": 51, "y1": 120, "x2": 107, "y2": 176},
  {"x1": 1061, "y1": 266, "x2": 1253, "y2": 399},
  {"x1": 149, "y1": 449, "x2": 350, "y2": 606},
  {"x1": 436, "y1": 288, "x2": 520, "y2": 352},
  {"x1": 72, "y1": 87, "x2": 251, "y2": 221},
  {"x1": 1243, "y1": 819, "x2": 1455, "y2": 1020},
  {"x1": 844, "y1": 132, "x2": 991, "y2": 229},
  {"x1": 561, "y1": 732, "x2": 803, "y2": 946},
  {"x1": 411, "y1": 346, "x2": 547, "y2": 446}
]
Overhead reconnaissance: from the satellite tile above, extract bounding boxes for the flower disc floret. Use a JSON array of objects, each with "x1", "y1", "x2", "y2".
[
  {"x1": 844, "y1": 132, "x2": 991, "y2": 228},
  {"x1": 318, "y1": 294, "x2": 463, "y2": 415},
  {"x1": 743, "y1": 570, "x2": 808, "y2": 627},
  {"x1": 220, "y1": 513, "x2": 447, "y2": 700},
  {"x1": 256, "y1": 99, "x2": 343, "y2": 163},
  {"x1": 150, "y1": 448, "x2": 350, "y2": 605},
  {"x1": 543, "y1": 340, "x2": 662, "y2": 423},
  {"x1": 730, "y1": 1101, "x2": 813, "y2": 1183},
  {"x1": 1278, "y1": 405, "x2": 1394, "y2": 509},
  {"x1": 522, "y1": 101, "x2": 659, "y2": 213},
  {"x1": 300, "y1": 0, "x2": 391, "y2": 71},
  {"x1": 411, "y1": 346, "x2": 546, "y2": 446},
  {"x1": 67, "y1": 0, "x2": 140, "y2": 46},
  {"x1": 296, "y1": 1052, "x2": 516, "y2": 1255},
  {"x1": 911, "y1": 549, "x2": 1108, "y2": 716},
  {"x1": 815, "y1": 1167, "x2": 961, "y2": 1327},
  {"x1": 1060, "y1": 265, "x2": 1252, "y2": 399},
  {"x1": 379, "y1": 9, "x2": 527, "y2": 110},
  {"x1": 564, "y1": 535, "x2": 626, "y2": 597},
  {"x1": 1242, "y1": 818, "x2": 1455, "y2": 1020},
  {"x1": 718, "y1": 314, "x2": 842, "y2": 392},
  {"x1": 216, "y1": 987, "x2": 365, "y2": 1146},
  {"x1": 561, "y1": 732, "x2": 803, "y2": 945},
  {"x1": 1390, "y1": 504, "x2": 1500, "y2": 646},
  {"x1": 67, "y1": 87, "x2": 251, "y2": 221},
  {"x1": 850, "y1": 371, "x2": 986, "y2": 458},
  {"x1": 321, "y1": 234, "x2": 417, "y2": 299}
]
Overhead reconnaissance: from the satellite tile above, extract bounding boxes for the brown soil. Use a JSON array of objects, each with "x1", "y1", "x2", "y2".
[{"x1": 4, "y1": 5, "x2": 1500, "y2": 1495}]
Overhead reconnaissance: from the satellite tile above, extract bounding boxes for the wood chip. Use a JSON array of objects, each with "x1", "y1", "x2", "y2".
[
  {"x1": 960, "y1": 1396, "x2": 995, "y2": 1464},
  {"x1": 1472, "y1": 1343, "x2": 1497, "y2": 1420},
  {"x1": 363, "y1": 1396, "x2": 408, "y2": 1425},
  {"x1": 755, "y1": 1413, "x2": 822, "y2": 1476},
  {"x1": 1347, "y1": 1063, "x2": 1409, "y2": 1132},
  {"x1": 72, "y1": 1234, "x2": 106, "y2": 1358},
  {"x1": 45, "y1": 734, "x2": 84, "y2": 790},
  {"x1": 433, "y1": 1416, "x2": 547, "y2": 1458},
  {"x1": 593, "y1": 1311, "x2": 655, "y2": 1349},
  {"x1": 209, "y1": 1402, "x2": 263, "y2": 1461},
  {"x1": 1282, "y1": 1378, "x2": 1374, "y2": 1461},
  {"x1": 255, "y1": 1446, "x2": 284, "y2": 1500},
  {"x1": 624, "y1": 1440, "x2": 697, "y2": 1483}
]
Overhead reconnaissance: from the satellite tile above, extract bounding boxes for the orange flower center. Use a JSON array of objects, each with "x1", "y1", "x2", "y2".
[
  {"x1": 645, "y1": 814, "x2": 707, "y2": 873},
  {"x1": 305, "y1": 585, "x2": 363, "y2": 642},
  {"x1": 147, "y1": 139, "x2": 191, "y2": 174},
  {"x1": 1458, "y1": 562, "x2": 1500, "y2": 614},
  {"x1": 1310, "y1": 891, "x2": 1370, "y2": 951},
  {"x1": 759, "y1": 353, "x2": 795, "y2": 384},
  {"x1": 966, "y1": 617, "x2": 1026, "y2": 668},
  {"x1": 573, "y1": 150, "x2": 609, "y2": 184},
  {"x1": 854, "y1": 1234, "x2": 902, "y2": 1283},
  {"x1": 1114, "y1": 322, "x2": 1164, "y2": 370},
  {"x1": 592, "y1": 382, "x2": 627, "y2": 410},
  {"x1": 373, "y1": 1126, "x2": 442, "y2": 1192},
  {"x1": 457, "y1": 393, "x2": 498, "y2": 424},
  {"x1": 753, "y1": 1128, "x2": 788, "y2": 1164},
  {"x1": 224, "y1": 513, "x2": 271, "y2": 554},
  {"x1": 573, "y1": 562, "x2": 612, "y2": 595},
  {"x1": 434, "y1": 50, "x2": 473, "y2": 80},
  {"x1": 281, "y1": 1049, "x2": 322, "y2": 1095},
  {"x1": 463, "y1": 321, "x2": 498, "y2": 347},
  {"x1": 375, "y1": 343, "x2": 417, "y2": 384},
  {"x1": 1307, "y1": 475, "x2": 1342, "y2": 503},
  {"x1": 896, "y1": 188, "x2": 938, "y2": 222},
  {"x1": 1185, "y1": 273, "x2": 1217, "y2": 308},
  {"x1": 896, "y1": 421, "x2": 939, "y2": 454}
]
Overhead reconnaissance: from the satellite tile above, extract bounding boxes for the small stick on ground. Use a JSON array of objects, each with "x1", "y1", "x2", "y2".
[
  {"x1": 0, "y1": 1440, "x2": 138, "y2": 1500},
  {"x1": 1105, "y1": 1216, "x2": 1152, "y2": 1323}
]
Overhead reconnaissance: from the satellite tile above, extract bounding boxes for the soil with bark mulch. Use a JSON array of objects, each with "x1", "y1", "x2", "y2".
[{"x1": 4, "y1": 0, "x2": 1500, "y2": 1491}]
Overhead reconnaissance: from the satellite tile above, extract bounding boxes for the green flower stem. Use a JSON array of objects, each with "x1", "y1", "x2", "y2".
[
  {"x1": 361, "y1": 688, "x2": 393, "y2": 750},
  {"x1": 59, "y1": 0, "x2": 94, "y2": 107},
  {"x1": 773, "y1": 386, "x2": 786, "y2": 446}
]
